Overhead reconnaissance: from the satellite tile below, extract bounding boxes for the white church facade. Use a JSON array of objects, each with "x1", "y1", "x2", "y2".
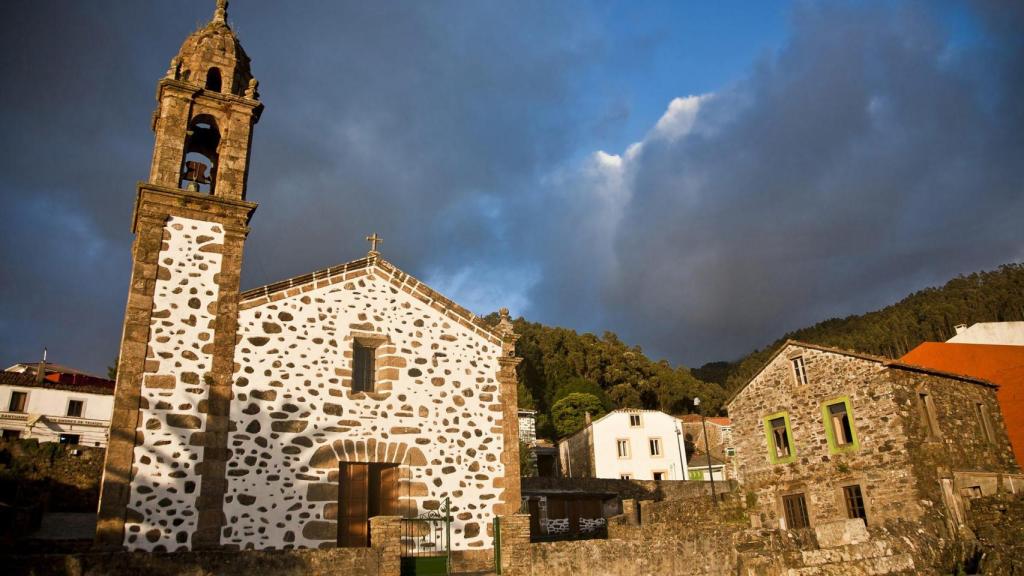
[{"x1": 95, "y1": 1, "x2": 521, "y2": 554}]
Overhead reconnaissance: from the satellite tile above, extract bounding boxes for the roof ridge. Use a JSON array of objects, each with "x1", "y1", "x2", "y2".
[{"x1": 238, "y1": 256, "x2": 505, "y2": 344}]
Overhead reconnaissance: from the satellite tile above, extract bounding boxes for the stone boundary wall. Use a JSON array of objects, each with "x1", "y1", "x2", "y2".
[
  {"x1": 0, "y1": 440, "x2": 104, "y2": 512},
  {"x1": 521, "y1": 476, "x2": 736, "y2": 502},
  {"x1": 967, "y1": 493, "x2": 1024, "y2": 574},
  {"x1": 2, "y1": 547, "x2": 380, "y2": 576}
]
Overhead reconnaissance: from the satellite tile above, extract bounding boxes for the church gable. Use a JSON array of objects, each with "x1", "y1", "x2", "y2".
[{"x1": 222, "y1": 259, "x2": 508, "y2": 550}]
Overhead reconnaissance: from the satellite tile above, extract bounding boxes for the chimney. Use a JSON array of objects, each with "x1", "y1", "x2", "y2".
[
  {"x1": 954, "y1": 324, "x2": 968, "y2": 335},
  {"x1": 584, "y1": 411, "x2": 592, "y2": 426},
  {"x1": 35, "y1": 347, "x2": 47, "y2": 385}
]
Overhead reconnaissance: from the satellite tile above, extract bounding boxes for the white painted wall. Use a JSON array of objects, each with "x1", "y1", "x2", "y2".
[
  {"x1": 948, "y1": 322, "x2": 1024, "y2": 346},
  {"x1": 0, "y1": 384, "x2": 113, "y2": 446},
  {"x1": 591, "y1": 411, "x2": 689, "y2": 481}
]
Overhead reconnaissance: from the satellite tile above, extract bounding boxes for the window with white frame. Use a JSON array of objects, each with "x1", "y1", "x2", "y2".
[
  {"x1": 629, "y1": 414, "x2": 642, "y2": 427},
  {"x1": 616, "y1": 439, "x2": 630, "y2": 458},
  {"x1": 649, "y1": 438, "x2": 662, "y2": 456},
  {"x1": 792, "y1": 356, "x2": 808, "y2": 385},
  {"x1": 67, "y1": 399, "x2": 85, "y2": 418}
]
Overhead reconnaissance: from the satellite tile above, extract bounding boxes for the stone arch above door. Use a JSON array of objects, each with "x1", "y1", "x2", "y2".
[{"x1": 309, "y1": 439, "x2": 428, "y2": 469}]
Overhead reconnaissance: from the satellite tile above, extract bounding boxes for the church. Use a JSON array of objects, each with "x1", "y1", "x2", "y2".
[{"x1": 94, "y1": 1, "x2": 521, "y2": 553}]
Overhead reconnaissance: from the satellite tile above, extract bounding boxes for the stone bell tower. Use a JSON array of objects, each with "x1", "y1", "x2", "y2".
[{"x1": 96, "y1": 0, "x2": 262, "y2": 550}]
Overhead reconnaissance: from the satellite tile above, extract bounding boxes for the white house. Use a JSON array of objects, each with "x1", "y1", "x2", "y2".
[
  {"x1": 947, "y1": 321, "x2": 1024, "y2": 346},
  {"x1": 1, "y1": 370, "x2": 114, "y2": 447},
  {"x1": 559, "y1": 409, "x2": 689, "y2": 481}
]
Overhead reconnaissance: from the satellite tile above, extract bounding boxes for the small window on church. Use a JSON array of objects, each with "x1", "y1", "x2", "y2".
[
  {"x1": 205, "y1": 67, "x2": 222, "y2": 92},
  {"x1": 352, "y1": 342, "x2": 376, "y2": 393},
  {"x1": 181, "y1": 115, "x2": 220, "y2": 194}
]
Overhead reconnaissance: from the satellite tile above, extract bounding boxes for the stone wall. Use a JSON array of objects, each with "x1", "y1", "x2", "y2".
[
  {"x1": 222, "y1": 262, "x2": 508, "y2": 551},
  {"x1": 521, "y1": 476, "x2": 735, "y2": 503},
  {"x1": 966, "y1": 493, "x2": 1024, "y2": 575},
  {"x1": 0, "y1": 439, "x2": 104, "y2": 512},
  {"x1": 3, "y1": 546, "x2": 380, "y2": 576}
]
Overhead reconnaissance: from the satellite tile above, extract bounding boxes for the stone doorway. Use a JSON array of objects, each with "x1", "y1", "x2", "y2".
[{"x1": 337, "y1": 462, "x2": 400, "y2": 547}]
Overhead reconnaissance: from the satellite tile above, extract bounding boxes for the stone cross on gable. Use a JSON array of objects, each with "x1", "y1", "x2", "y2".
[{"x1": 366, "y1": 233, "x2": 382, "y2": 256}]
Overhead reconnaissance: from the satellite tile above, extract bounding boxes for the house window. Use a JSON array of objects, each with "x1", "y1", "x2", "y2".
[
  {"x1": 67, "y1": 400, "x2": 84, "y2": 418},
  {"x1": 620, "y1": 473, "x2": 631, "y2": 480},
  {"x1": 2, "y1": 429, "x2": 20, "y2": 440},
  {"x1": 648, "y1": 438, "x2": 662, "y2": 457},
  {"x1": 653, "y1": 471, "x2": 664, "y2": 481},
  {"x1": 8, "y1": 391, "x2": 27, "y2": 412},
  {"x1": 629, "y1": 414, "x2": 642, "y2": 427},
  {"x1": 58, "y1": 434, "x2": 80, "y2": 445},
  {"x1": 822, "y1": 397, "x2": 859, "y2": 454},
  {"x1": 725, "y1": 447, "x2": 736, "y2": 457},
  {"x1": 975, "y1": 403, "x2": 995, "y2": 444},
  {"x1": 616, "y1": 439, "x2": 631, "y2": 458},
  {"x1": 792, "y1": 356, "x2": 808, "y2": 385},
  {"x1": 764, "y1": 412, "x2": 796, "y2": 464},
  {"x1": 352, "y1": 341, "x2": 376, "y2": 393},
  {"x1": 917, "y1": 392, "x2": 940, "y2": 439},
  {"x1": 782, "y1": 493, "x2": 810, "y2": 529},
  {"x1": 843, "y1": 484, "x2": 867, "y2": 524}
]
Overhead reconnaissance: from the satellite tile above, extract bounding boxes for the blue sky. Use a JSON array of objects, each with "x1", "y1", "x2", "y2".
[{"x1": 1, "y1": 1, "x2": 1021, "y2": 374}]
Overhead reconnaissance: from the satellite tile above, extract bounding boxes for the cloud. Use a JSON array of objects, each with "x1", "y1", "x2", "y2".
[
  {"x1": 2, "y1": 1, "x2": 1022, "y2": 374},
  {"x1": 525, "y1": 1, "x2": 1024, "y2": 365}
]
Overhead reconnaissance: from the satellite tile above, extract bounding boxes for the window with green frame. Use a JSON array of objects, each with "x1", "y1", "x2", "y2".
[
  {"x1": 763, "y1": 412, "x2": 797, "y2": 464},
  {"x1": 821, "y1": 396, "x2": 859, "y2": 454}
]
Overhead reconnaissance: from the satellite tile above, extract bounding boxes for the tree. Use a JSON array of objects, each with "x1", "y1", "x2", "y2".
[
  {"x1": 551, "y1": 393, "x2": 606, "y2": 438},
  {"x1": 519, "y1": 441, "x2": 536, "y2": 477},
  {"x1": 107, "y1": 357, "x2": 119, "y2": 381}
]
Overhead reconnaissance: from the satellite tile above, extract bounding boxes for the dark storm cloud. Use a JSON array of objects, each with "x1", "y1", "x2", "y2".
[
  {"x1": 2, "y1": 1, "x2": 1021, "y2": 375},
  {"x1": 0, "y1": 1, "x2": 598, "y2": 372},
  {"x1": 526, "y1": 1, "x2": 1024, "y2": 365}
]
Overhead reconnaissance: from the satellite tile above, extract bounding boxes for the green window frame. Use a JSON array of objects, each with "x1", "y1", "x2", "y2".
[
  {"x1": 763, "y1": 411, "x2": 797, "y2": 464},
  {"x1": 821, "y1": 396, "x2": 860, "y2": 454}
]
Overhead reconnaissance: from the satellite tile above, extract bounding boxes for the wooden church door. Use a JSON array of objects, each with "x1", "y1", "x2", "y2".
[{"x1": 337, "y1": 462, "x2": 399, "y2": 547}]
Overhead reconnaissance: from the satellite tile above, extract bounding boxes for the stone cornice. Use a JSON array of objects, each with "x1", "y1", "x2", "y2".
[{"x1": 132, "y1": 182, "x2": 258, "y2": 233}]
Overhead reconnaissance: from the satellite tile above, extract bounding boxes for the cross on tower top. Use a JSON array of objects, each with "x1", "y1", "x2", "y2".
[{"x1": 366, "y1": 233, "x2": 382, "y2": 256}]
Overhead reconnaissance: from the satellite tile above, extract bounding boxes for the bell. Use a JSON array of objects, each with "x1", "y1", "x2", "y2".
[{"x1": 183, "y1": 160, "x2": 211, "y2": 184}]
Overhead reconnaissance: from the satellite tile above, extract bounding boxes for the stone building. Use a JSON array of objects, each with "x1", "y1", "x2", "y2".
[
  {"x1": 727, "y1": 340, "x2": 1021, "y2": 533},
  {"x1": 95, "y1": 1, "x2": 521, "y2": 554}
]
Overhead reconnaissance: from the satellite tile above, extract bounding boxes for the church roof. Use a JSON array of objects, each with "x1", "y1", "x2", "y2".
[{"x1": 238, "y1": 256, "x2": 506, "y2": 345}]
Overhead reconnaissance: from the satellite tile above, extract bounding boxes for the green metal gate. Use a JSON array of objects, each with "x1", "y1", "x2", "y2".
[{"x1": 400, "y1": 497, "x2": 451, "y2": 576}]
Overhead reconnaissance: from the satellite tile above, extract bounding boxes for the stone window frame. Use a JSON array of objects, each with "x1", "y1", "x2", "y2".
[
  {"x1": 66, "y1": 397, "x2": 87, "y2": 418},
  {"x1": 344, "y1": 331, "x2": 396, "y2": 399},
  {"x1": 616, "y1": 438, "x2": 631, "y2": 459},
  {"x1": 763, "y1": 411, "x2": 797, "y2": 465},
  {"x1": 974, "y1": 402, "x2": 996, "y2": 444},
  {"x1": 648, "y1": 437, "x2": 663, "y2": 458},
  {"x1": 836, "y1": 481, "x2": 870, "y2": 526},
  {"x1": 778, "y1": 489, "x2": 813, "y2": 530},
  {"x1": 915, "y1": 388, "x2": 941, "y2": 441},
  {"x1": 820, "y1": 396, "x2": 860, "y2": 455}
]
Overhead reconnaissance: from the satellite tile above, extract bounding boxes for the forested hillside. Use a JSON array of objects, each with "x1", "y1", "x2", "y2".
[
  {"x1": 493, "y1": 263, "x2": 1024, "y2": 440},
  {"x1": 481, "y1": 314, "x2": 724, "y2": 439},
  {"x1": 696, "y1": 263, "x2": 1024, "y2": 393}
]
